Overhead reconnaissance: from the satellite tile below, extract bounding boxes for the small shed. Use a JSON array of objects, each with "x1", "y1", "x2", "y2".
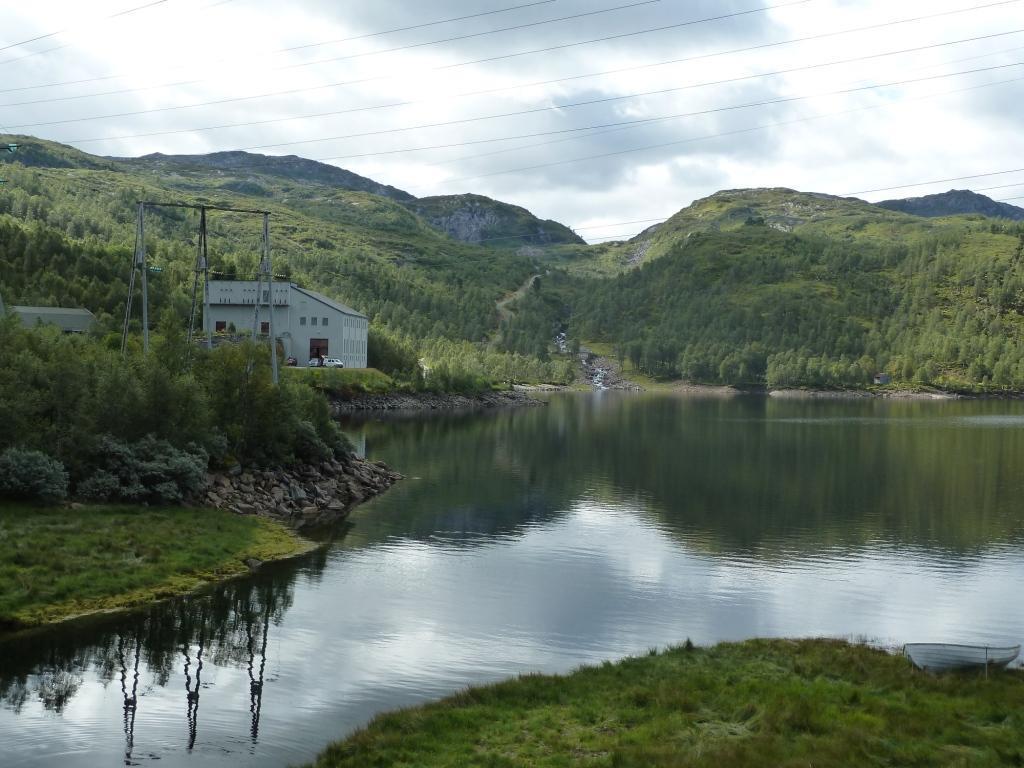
[
  {"x1": 11, "y1": 306, "x2": 96, "y2": 333},
  {"x1": 873, "y1": 372, "x2": 892, "y2": 386}
]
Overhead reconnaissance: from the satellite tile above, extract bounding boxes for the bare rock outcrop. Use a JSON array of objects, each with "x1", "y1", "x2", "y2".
[{"x1": 202, "y1": 455, "x2": 401, "y2": 531}]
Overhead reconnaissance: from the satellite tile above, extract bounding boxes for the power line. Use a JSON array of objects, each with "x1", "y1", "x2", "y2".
[
  {"x1": 0, "y1": 0, "x2": 168, "y2": 55},
  {"x1": 46, "y1": 0, "x2": 1019, "y2": 149},
  {"x1": 425, "y1": 42, "x2": 1024, "y2": 170},
  {"x1": 277, "y1": 0, "x2": 661, "y2": 72},
  {"x1": 6, "y1": 0, "x2": 816, "y2": 131},
  {"x1": 0, "y1": 0, "x2": 657, "y2": 99},
  {"x1": 847, "y1": 168, "x2": 1024, "y2": 196},
  {"x1": 0, "y1": 0, "x2": 234, "y2": 67},
  {"x1": 24, "y1": 22, "x2": 1018, "y2": 151},
  {"x1": 0, "y1": 1, "x2": 554, "y2": 91},
  {"x1": 975, "y1": 180, "x2": 1024, "y2": 192},
  {"x1": 277, "y1": 1, "x2": 558, "y2": 55},
  {"x1": 427, "y1": 62, "x2": 1024, "y2": 184},
  {"x1": 78, "y1": 59, "x2": 1024, "y2": 156},
  {"x1": 300, "y1": 30, "x2": 1022, "y2": 164}
]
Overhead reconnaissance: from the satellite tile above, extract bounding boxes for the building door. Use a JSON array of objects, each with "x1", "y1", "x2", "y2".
[{"x1": 309, "y1": 338, "x2": 328, "y2": 360}]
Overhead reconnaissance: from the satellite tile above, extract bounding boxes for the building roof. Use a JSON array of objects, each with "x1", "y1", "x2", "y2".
[
  {"x1": 11, "y1": 305, "x2": 96, "y2": 331},
  {"x1": 291, "y1": 284, "x2": 367, "y2": 319}
]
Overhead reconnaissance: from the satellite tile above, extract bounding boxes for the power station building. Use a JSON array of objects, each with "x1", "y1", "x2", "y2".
[{"x1": 204, "y1": 280, "x2": 368, "y2": 368}]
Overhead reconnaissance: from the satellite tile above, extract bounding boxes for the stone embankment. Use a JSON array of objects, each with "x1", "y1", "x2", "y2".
[
  {"x1": 203, "y1": 455, "x2": 400, "y2": 531},
  {"x1": 330, "y1": 389, "x2": 545, "y2": 413}
]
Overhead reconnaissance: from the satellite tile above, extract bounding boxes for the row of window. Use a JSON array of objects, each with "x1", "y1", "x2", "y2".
[
  {"x1": 299, "y1": 316, "x2": 329, "y2": 327},
  {"x1": 214, "y1": 321, "x2": 272, "y2": 334}
]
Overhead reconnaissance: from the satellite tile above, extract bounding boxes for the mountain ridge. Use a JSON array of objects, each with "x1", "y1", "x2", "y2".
[{"x1": 876, "y1": 189, "x2": 1024, "y2": 220}]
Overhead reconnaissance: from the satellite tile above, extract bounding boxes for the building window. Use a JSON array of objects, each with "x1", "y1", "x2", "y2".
[
  {"x1": 300, "y1": 317, "x2": 306, "y2": 326},
  {"x1": 260, "y1": 321, "x2": 270, "y2": 334},
  {"x1": 311, "y1": 317, "x2": 318, "y2": 326},
  {"x1": 322, "y1": 317, "x2": 328, "y2": 327},
  {"x1": 215, "y1": 321, "x2": 227, "y2": 332}
]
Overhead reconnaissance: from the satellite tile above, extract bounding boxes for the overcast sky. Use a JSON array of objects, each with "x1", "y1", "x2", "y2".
[{"x1": 2, "y1": 0, "x2": 1023, "y2": 239}]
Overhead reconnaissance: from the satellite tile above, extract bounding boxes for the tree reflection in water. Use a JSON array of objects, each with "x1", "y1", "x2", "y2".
[
  {"x1": 117, "y1": 631, "x2": 141, "y2": 766},
  {"x1": 0, "y1": 563, "x2": 299, "y2": 747}
]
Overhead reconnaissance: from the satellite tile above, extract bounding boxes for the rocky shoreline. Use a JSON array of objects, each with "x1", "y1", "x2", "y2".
[
  {"x1": 330, "y1": 388, "x2": 546, "y2": 413},
  {"x1": 203, "y1": 454, "x2": 401, "y2": 531}
]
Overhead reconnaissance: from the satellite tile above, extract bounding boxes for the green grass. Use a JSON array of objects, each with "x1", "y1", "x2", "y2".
[
  {"x1": 303, "y1": 638, "x2": 1024, "y2": 768},
  {"x1": 0, "y1": 504, "x2": 311, "y2": 630},
  {"x1": 288, "y1": 366, "x2": 395, "y2": 395}
]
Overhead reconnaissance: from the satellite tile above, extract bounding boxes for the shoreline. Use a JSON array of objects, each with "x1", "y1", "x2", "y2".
[
  {"x1": 0, "y1": 454, "x2": 402, "y2": 637},
  {"x1": 300, "y1": 637, "x2": 1023, "y2": 767},
  {"x1": 596, "y1": 378, "x2": 1024, "y2": 401},
  {"x1": 330, "y1": 388, "x2": 547, "y2": 413}
]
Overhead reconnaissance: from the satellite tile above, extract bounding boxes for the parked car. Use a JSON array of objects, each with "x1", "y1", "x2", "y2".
[{"x1": 307, "y1": 357, "x2": 345, "y2": 368}]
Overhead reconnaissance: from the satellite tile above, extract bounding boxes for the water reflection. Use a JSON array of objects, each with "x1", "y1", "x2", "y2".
[{"x1": 2, "y1": 394, "x2": 1024, "y2": 767}]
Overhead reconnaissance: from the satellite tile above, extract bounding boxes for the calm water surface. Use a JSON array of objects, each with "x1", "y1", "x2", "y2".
[{"x1": 3, "y1": 393, "x2": 1024, "y2": 766}]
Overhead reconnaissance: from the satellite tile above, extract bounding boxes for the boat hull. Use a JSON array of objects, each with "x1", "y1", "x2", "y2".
[{"x1": 904, "y1": 643, "x2": 1020, "y2": 672}]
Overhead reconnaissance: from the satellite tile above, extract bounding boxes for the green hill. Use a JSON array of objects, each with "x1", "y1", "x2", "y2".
[
  {"x1": 567, "y1": 189, "x2": 1024, "y2": 391},
  {"x1": 5, "y1": 135, "x2": 1024, "y2": 393},
  {"x1": 0, "y1": 134, "x2": 577, "y2": 386}
]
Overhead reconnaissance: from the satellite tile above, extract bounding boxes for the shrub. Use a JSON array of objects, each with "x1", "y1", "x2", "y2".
[
  {"x1": 74, "y1": 435, "x2": 208, "y2": 505},
  {"x1": 0, "y1": 448, "x2": 68, "y2": 505},
  {"x1": 292, "y1": 420, "x2": 332, "y2": 464}
]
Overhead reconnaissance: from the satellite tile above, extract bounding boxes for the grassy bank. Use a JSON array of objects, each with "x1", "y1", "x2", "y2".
[
  {"x1": 289, "y1": 366, "x2": 396, "y2": 395},
  {"x1": 304, "y1": 639, "x2": 1024, "y2": 768},
  {"x1": 0, "y1": 504, "x2": 311, "y2": 630}
]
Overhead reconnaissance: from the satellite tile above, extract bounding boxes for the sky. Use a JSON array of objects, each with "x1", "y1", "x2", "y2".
[{"x1": 1, "y1": 0, "x2": 1023, "y2": 240}]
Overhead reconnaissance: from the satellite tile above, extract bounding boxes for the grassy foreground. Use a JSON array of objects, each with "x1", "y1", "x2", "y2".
[
  {"x1": 0, "y1": 504, "x2": 311, "y2": 630},
  {"x1": 303, "y1": 639, "x2": 1024, "y2": 768}
]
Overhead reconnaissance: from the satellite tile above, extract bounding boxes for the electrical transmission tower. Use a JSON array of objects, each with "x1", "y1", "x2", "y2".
[
  {"x1": 121, "y1": 201, "x2": 279, "y2": 384},
  {"x1": 0, "y1": 142, "x2": 18, "y2": 185},
  {"x1": 252, "y1": 213, "x2": 279, "y2": 384},
  {"x1": 187, "y1": 206, "x2": 211, "y2": 353},
  {"x1": 121, "y1": 202, "x2": 150, "y2": 355}
]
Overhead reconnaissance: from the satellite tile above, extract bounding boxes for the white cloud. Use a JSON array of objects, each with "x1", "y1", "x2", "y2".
[{"x1": 1, "y1": 0, "x2": 1022, "y2": 238}]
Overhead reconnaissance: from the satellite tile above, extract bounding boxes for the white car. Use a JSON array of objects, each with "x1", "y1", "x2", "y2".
[{"x1": 308, "y1": 357, "x2": 345, "y2": 368}]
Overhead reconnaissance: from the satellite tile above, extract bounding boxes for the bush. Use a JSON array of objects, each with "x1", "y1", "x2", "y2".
[
  {"x1": 0, "y1": 448, "x2": 69, "y2": 505},
  {"x1": 74, "y1": 435, "x2": 208, "y2": 505}
]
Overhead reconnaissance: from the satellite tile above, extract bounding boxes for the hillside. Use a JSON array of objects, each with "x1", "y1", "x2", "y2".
[
  {"x1": 876, "y1": 189, "x2": 1024, "y2": 221},
  {"x1": 123, "y1": 151, "x2": 416, "y2": 201},
  {"x1": 0, "y1": 134, "x2": 577, "y2": 386},
  {"x1": 7, "y1": 134, "x2": 1024, "y2": 393},
  {"x1": 406, "y1": 193, "x2": 584, "y2": 247},
  {"x1": 567, "y1": 189, "x2": 1024, "y2": 391}
]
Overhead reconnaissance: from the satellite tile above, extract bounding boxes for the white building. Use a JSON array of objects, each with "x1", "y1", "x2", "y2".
[{"x1": 204, "y1": 280, "x2": 368, "y2": 368}]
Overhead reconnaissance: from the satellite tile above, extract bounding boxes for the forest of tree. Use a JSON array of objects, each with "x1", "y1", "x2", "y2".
[{"x1": 571, "y1": 220, "x2": 1024, "y2": 391}]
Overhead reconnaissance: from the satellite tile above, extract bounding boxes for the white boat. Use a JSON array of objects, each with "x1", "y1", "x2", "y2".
[{"x1": 904, "y1": 643, "x2": 1020, "y2": 672}]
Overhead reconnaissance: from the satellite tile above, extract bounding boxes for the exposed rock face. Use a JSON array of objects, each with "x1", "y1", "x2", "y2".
[
  {"x1": 407, "y1": 194, "x2": 584, "y2": 245},
  {"x1": 876, "y1": 189, "x2": 1024, "y2": 221},
  {"x1": 202, "y1": 455, "x2": 401, "y2": 531},
  {"x1": 330, "y1": 389, "x2": 546, "y2": 412}
]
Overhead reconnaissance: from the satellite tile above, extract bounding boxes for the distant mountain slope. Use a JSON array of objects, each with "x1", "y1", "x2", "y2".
[
  {"x1": 567, "y1": 188, "x2": 1024, "y2": 391},
  {"x1": 407, "y1": 193, "x2": 584, "y2": 246},
  {"x1": 548, "y1": 188, "x2": 938, "y2": 275},
  {"x1": 0, "y1": 134, "x2": 571, "y2": 367},
  {"x1": 876, "y1": 189, "x2": 1024, "y2": 220},
  {"x1": 123, "y1": 150, "x2": 415, "y2": 201}
]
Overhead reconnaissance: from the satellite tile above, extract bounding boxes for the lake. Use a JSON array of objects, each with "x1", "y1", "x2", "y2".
[{"x1": 2, "y1": 393, "x2": 1024, "y2": 767}]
